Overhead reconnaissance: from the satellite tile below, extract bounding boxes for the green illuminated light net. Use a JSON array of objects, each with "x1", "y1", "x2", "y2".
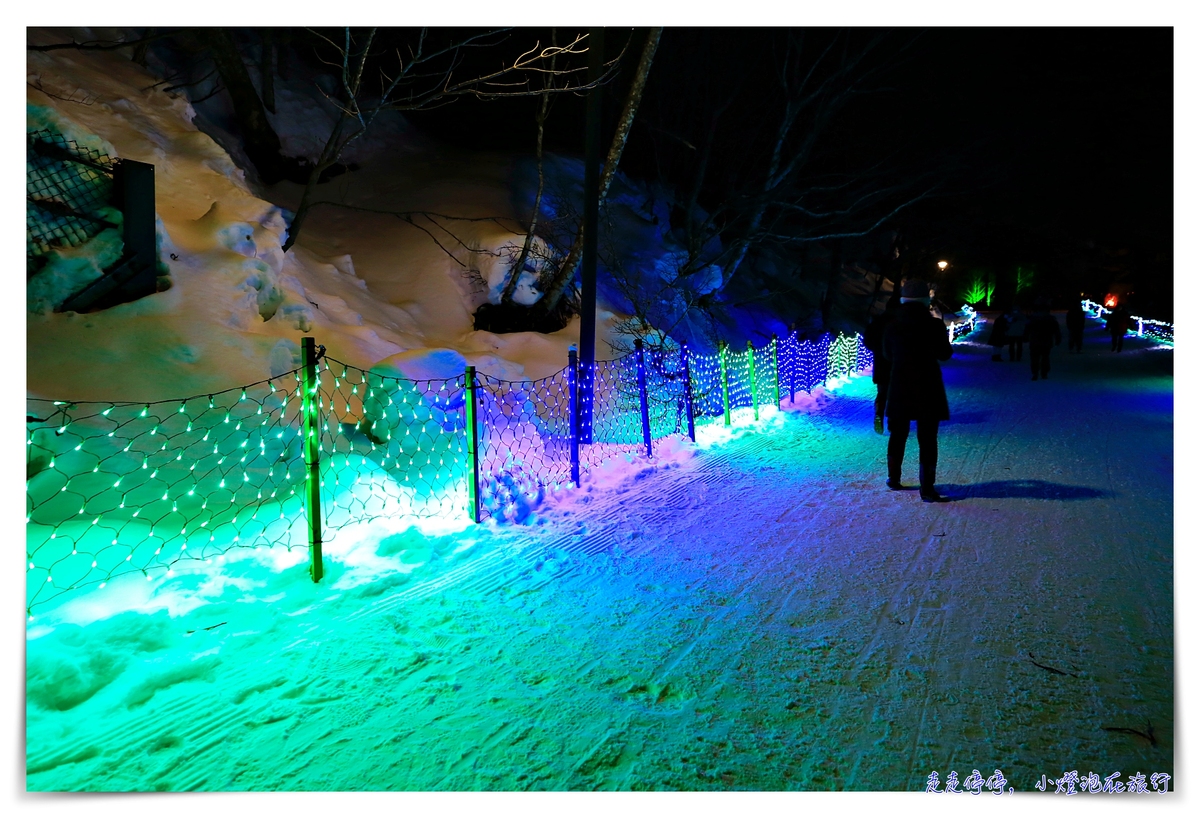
[
  {"x1": 25, "y1": 374, "x2": 309, "y2": 615},
  {"x1": 317, "y1": 358, "x2": 469, "y2": 530}
]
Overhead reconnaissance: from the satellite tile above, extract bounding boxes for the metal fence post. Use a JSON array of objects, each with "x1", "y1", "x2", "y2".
[
  {"x1": 568, "y1": 346, "x2": 581, "y2": 486},
  {"x1": 719, "y1": 341, "x2": 731, "y2": 427},
  {"x1": 464, "y1": 365, "x2": 481, "y2": 523},
  {"x1": 772, "y1": 334, "x2": 781, "y2": 407},
  {"x1": 681, "y1": 343, "x2": 696, "y2": 442},
  {"x1": 635, "y1": 339, "x2": 653, "y2": 458},
  {"x1": 747, "y1": 340, "x2": 759, "y2": 421},
  {"x1": 301, "y1": 337, "x2": 324, "y2": 583},
  {"x1": 788, "y1": 332, "x2": 797, "y2": 404}
]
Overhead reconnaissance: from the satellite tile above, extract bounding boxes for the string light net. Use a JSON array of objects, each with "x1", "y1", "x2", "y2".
[
  {"x1": 317, "y1": 358, "x2": 469, "y2": 531},
  {"x1": 642, "y1": 347, "x2": 690, "y2": 440},
  {"x1": 583, "y1": 355, "x2": 646, "y2": 469},
  {"x1": 26, "y1": 374, "x2": 309, "y2": 615},
  {"x1": 476, "y1": 369, "x2": 572, "y2": 521},
  {"x1": 685, "y1": 348, "x2": 726, "y2": 423},
  {"x1": 1083, "y1": 299, "x2": 1173, "y2": 345}
]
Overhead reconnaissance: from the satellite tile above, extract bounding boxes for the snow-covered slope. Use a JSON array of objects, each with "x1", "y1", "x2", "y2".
[{"x1": 26, "y1": 29, "x2": 612, "y2": 404}]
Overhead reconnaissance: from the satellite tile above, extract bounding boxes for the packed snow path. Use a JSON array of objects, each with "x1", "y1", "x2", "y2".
[{"x1": 26, "y1": 319, "x2": 1172, "y2": 791}]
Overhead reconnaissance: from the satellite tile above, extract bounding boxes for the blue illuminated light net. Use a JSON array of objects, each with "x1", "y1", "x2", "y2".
[{"x1": 477, "y1": 368, "x2": 573, "y2": 521}]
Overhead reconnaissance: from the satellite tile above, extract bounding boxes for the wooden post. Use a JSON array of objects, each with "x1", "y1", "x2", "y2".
[
  {"x1": 464, "y1": 365, "x2": 481, "y2": 523},
  {"x1": 719, "y1": 341, "x2": 731, "y2": 427},
  {"x1": 301, "y1": 337, "x2": 323, "y2": 583},
  {"x1": 748, "y1": 340, "x2": 758, "y2": 421},
  {"x1": 681, "y1": 343, "x2": 696, "y2": 442},
  {"x1": 568, "y1": 346, "x2": 581, "y2": 486},
  {"x1": 635, "y1": 339, "x2": 653, "y2": 458}
]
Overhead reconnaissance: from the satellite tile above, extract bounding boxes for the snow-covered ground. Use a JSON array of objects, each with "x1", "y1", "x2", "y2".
[{"x1": 23, "y1": 320, "x2": 1173, "y2": 791}]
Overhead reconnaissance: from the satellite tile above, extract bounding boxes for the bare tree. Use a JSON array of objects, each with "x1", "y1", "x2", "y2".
[
  {"x1": 533, "y1": 27, "x2": 663, "y2": 316},
  {"x1": 501, "y1": 29, "x2": 560, "y2": 304},
  {"x1": 637, "y1": 30, "x2": 937, "y2": 319},
  {"x1": 281, "y1": 28, "x2": 615, "y2": 253}
]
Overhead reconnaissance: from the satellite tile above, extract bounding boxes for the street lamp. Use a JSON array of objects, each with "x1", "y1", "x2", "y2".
[{"x1": 937, "y1": 260, "x2": 949, "y2": 271}]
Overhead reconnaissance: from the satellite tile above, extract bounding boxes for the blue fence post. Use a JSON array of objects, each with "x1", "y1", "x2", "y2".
[
  {"x1": 568, "y1": 345, "x2": 581, "y2": 487},
  {"x1": 788, "y1": 329, "x2": 796, "y2": 404},
  {"x1": 635, "y1": 339, "x2": 653, "y2": 458},
  {"x1": 681, "y1": 342, "x2": 696, "y2": 442},
  {"x1": 719, "y1": 341, "x2": 731, "y2": 427},
  {"x1": 464, "y1": 365, "x2": 481, "y2": 523}
]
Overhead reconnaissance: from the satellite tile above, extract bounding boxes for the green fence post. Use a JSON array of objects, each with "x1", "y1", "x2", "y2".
[
  {"x1": 464, "y1": 365, "x2": 481, "y2": 523},
  {"x1": 772, "y1": 334, "x2": 781, "y2": 407},
  {"x1": 748, "y1": 340, "x2": 759, "y2": 421},
  {"x1": 301, "y1": 336, "x2": 324, "y2": 583},
  {"x1": 719, "y1": 341, "x2": 731, "y2": 427}
]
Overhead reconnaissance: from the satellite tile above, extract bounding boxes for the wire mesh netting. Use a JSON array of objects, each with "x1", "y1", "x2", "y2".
[
  {"x1": 317, "y1": 358, "x2": 470, "y2": 530},
  {"x1": 27, "y1": 331, "x2": 882, "y2": 613},
  {"x1": 477, "y1": 368, "x2": 573, "y2": 521},
  {"x1": 27, "y1": 128, "x2": 120, "y2": 275},
  {"x1": 642, "y1": 347, "x2": 689, "y2": 440},
  {"x1": 583, "y1": 355, "x2": 646, "y2": 469},
  {"x1": 26, "y1": 375, "x2": 309, "y2": 615}
]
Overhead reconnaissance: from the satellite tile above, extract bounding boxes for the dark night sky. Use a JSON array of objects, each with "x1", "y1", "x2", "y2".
[{"x1": 393, "y1": 27, "x2": 1175, "y2": 309}]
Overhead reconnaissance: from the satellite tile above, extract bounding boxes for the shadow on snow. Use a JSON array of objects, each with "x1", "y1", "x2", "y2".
[{"x1": 944, "y1": 479, "x2": 1111, "y2": 501}]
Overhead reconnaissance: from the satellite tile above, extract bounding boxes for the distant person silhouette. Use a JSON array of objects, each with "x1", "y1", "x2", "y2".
[
  {"x1": 987, "y1": 310, "x2": 1009, "y2": 362},
  {"x1": 1108, "y1": 304, "x2": 1131, "y2": 352},
  {"x1": 1006, "y1": 307, "x2": 1027, "y2": 361},
  {"x1": 882, "y1": 279, "x2": 952, "y2": 503},
  {"x1": 1026, "y1": 297, "x2": 1062, "y2": 380},
  {"x1": 864, "y1": 294, "x2": 900, "y2": 434},
  {"x1": 1065, "y1": 300, "x2": 1085, "y2": 352}
]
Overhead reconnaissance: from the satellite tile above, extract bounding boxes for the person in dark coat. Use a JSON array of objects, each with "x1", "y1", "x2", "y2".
[
  {"x1": 1005, "y1": 307, "x2": 1027, "y2": 361},
  {"x1": 864, "y1": 295, "x2": 900, "y2": 434},
  {"x1": 1065, "y1": 301, "x2": 1086, "y2": 352},
  {"x1": 986, "y1": 311, "x2": 1010, "y2": 362},
  {"x1": 882, "y1": 279, "x2": 953, "y2": 503},
  {"x1": 1108, "y1": 304, "x2": 1131, "y2": 352},
  {"x1": 1026, "y1": 297, "x2": 1062, "y2": 380}
]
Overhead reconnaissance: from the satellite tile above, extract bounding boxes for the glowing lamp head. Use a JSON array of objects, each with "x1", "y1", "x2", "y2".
[
  {"x1": 937, "y1": 261, "x2": 949, "y2": 271},
  {"x1": 1105, "y1": 296, "x2": 1117, "y2": 308}
]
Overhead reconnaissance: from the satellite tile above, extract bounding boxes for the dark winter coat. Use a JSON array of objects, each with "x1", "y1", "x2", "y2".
[
  {"x1": 1026, "y1": 312, "x2": 1062, "y2": 347},
  {"x1": 882, "y1": 301, "x2": 952, "y2": 421},
  {"x1": 987, "y1": 314, "x2": 1010, "y2": 347},
  {"x1": 1107, "y1": 307, "x2": 1131, "y2": 336},
  {"x1": 1065, "y1": 303, "x2": 1085, "y2": 331},
  {"x1": 864, "y1": 309, "x2": 897, "y2": 385}
]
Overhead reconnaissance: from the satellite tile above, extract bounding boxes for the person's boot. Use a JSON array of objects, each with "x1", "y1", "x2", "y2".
[{"x1": 919, "y1": 464, "x2": 948, "y2": 502}]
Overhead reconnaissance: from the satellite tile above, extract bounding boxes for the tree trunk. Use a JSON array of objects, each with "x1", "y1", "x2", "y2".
[
  {"x1": 537, "y1": 27, "x2": 663, "y2": 315},
  {"x1": 504, "y1": 30, "x2": 558, "y2": 304},
  {"x1": 282, "y1": 116, "x2": 351, "y2": 252},
  {"x1": 260, "y1": 29, "x2": 275, "y2": 114},
  {"x1": 131, "y1": 28, "x2": 153, "y2": 66},
  {"x1": 204, "y1": 28, "x2": 286, "y2": 184}
]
